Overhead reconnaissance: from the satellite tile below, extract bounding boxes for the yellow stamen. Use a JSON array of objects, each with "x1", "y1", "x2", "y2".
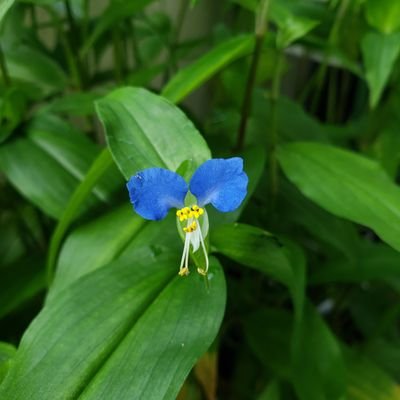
[
  {"x1": 183, "y1": 221, "x2": 197, "y2": 233},
  {"x1": 177, "y1": 205, "x2": 204, "y2": 221},
  {"x1": 178, "y1": 266, "x2": 189, "y2": 276}
]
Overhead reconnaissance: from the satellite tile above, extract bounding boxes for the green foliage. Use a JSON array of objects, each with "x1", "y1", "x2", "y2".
[{"x1": 1, "y1": 0, "x2": 400, "y2": 399}]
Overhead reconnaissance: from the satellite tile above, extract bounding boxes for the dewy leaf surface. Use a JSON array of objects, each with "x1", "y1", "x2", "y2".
[
  {"x1": 0, "y1": 253, "x2": 226, "y2": 400},
  {"x1": 278, "y1": 142, "x2": 400, "y2": 252},
  {"x1": 96, "y1": 87, "x2": 210, "y2": 179}
]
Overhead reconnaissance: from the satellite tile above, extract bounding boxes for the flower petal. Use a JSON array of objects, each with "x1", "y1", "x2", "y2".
[
  {"x1": 189, "y1": 157, "x2": 248, "y2": 212},
  {"x1": 127, "y1": 168, "x2": 188, "y2": 220}
]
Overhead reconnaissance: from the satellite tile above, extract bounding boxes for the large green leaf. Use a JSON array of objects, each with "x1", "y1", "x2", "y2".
[
  {"x1": 365, "y1": 0, "x2": 400, "y2": 34},
  {"x1": 0, "y1": 252, "x2": 226, "y2": 399},
  {"x1": 212, "y1": 223, "x2": 305, "y2": 319},
  {"x1": 0, "y1": 342, "x2": 16, "y2": 385},
  {"x1": 96, "y1": 87, "x2": 210, "y2": 179},
  {"x1": 162, "y1": 35, "x2": 254, "y2": 104},
  {"x1": 48, "y1": 204, "x2": 146, "y2": 299},
  {"x1": 361, "y1": 32, "x2": 400, "y2": 108},
  {"x1": 277, "y1": 142, "x2": 400, "y2": 252}
]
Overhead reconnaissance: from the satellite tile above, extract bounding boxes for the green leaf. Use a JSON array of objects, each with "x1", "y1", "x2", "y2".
[
  {"x1": 361, "y1": 32, "x2": 400, "y2": 108},
  {"x1": 311, "y1": 242, "x2": 400, "y2": 286},
  {"x1": 270, "y1": 2, "x2": 319, "y2": 48},
  {"x1": 345, "y1": 348, "x2": 400, "y2": 400},
  {"x1": 365, "y1": 0, "x2": 400, "y2": 34},
  {"x1": 0, "y1": 342, "x2": 16, "y2": 385},
  {"x1": 277, "y1": 142, "x2": 400, "y2": 253},
  {"x1": 245, "y1": 309, "x2": 293, "y2": 379},
  {"x1": 279, "y1": 180, "x2": 360, "y2": 261},
  {"x1": 96, "y1": 87, "x2": 210, "y2": 179},
  {"x1": 0, "y1": 0, "x2": 14, "y2": 24},
  {"x1": 211, "y1": 223, "x2": 305, "y2": 320},
  {"x1": 80, "y1": 0, "x2": 155, "y2": 56},
  {"x1": 48, "y1": 204, "x2": 147, "y2": 299},
  {"x1": 291, "y1": 303, "x2": 346, "y2": 400},
  {"x1": 46, "y1": 149, "x2": 117, "y2": 284},
  {"x1": 0, "y1": 138, "x2": 90, "y2": 219},
  {"x1": 0, "y1": 253, "x2": 226, "y2": 400},
  {"x1": 0, "y1": 256, "x2": 45, "y2": 319},
  {"x1": 4, "y1": 44, "x2": 67, "y2": 96},
  {"x1": 41, "y1": 92, "x2": 102, "y2": 116},
  {"x1": 162, "y1": 35, "x2": 254, "y2": 104},
  {"x1": 257, "y1": 380, "x2": 281, "y2": 400},
  {"x1": 0, "y1": 87, "x2": 27, "y2": 143}
]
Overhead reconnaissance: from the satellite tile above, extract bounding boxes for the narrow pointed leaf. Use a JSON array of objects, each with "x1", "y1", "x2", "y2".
[{"x1": 278, "y1": 142, "x2": 400, "y2": 252}]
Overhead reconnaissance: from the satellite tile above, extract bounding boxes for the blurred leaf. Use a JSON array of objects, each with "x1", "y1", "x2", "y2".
[
  {"x1": 0, "y1": 342, "x2": 16, "y2": 385},
  {"x1": 371, "y1": 129, "x2": 400, "y2": 179},
  {"x1": 4, "y1": 44, "x2": 67, "y2": 96},
  {"x1": 345, "y1": 348, "x2": 400, "y2": 400},
  {"x1": 245, "y1": 308, "x2": 292, "y2": 379},
  {"x1": 0, "y1": 138, "x2": 90, "y2": 219},
  {"x1": 364, "y1": 339, "x2": 400, "y2": 381},
  {"x1": 0, "y1": 256, "x2": 45, "y2": 319},
  {"x1": 0, "y1": 253, "x2": 226, "y2": 399},
  {"x1": 291, "y1": 302, "x2": 346, "y2": 400},
  {"x1": 279, "y1": 180, "x2": 360, "y2": 261},
  {"x1": 278, "y1": 142, "x2": 400, "y2": 253},
  {"x1": 0, "y1": 0, "x2": 14, "y2": 24},
  {"x1": 361, "y1": 31, "x2": 400, "y2": 108},
  {"x1": 0, "y1": 87, "x2": 26, "y2": 143},
  {"x1": 162, "y1": 35, "x2": 254, "y2": 104},
  {"x1": 41, "y1": 92, "x2": 102, "y2": 116},
  {"x1": 270, "y1": 2, "x2": 319, "y2": 48},
  {"x1": 96, "y1": 87, "x2": 210, "y2": 179},
  {"x1": 365, "y1": 0, "x2": 400, "y2": 34},
  {"x1": 257, "y1": 380, "x2": 281, "y2": 400},
  {"x1": 80, "y1": 0, "x2": 155, "y2": 56},
  {"x1": 311, "y1": 242, "x2": 400, "y2": 286},
  {"x1": 194, "y1": 351, "x2": 217, "y2": 400}
]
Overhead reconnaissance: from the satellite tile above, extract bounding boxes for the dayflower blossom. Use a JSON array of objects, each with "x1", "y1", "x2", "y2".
[{"x1": 127, "y1": 157, "x2": 248, "y2": 276}]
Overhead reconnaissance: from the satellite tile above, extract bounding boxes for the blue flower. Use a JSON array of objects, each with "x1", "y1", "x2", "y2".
[{"x1": 127, "y1": 157, "x2": 248, "y2": 276}]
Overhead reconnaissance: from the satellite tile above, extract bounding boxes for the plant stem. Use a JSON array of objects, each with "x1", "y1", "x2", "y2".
[
  {"x1": 269, "y1": 52, "x2": 284, "y2": 199},
  {"x1": 235, "y1": 0, "x2": 270, "y2": 151},
  {"x1": 46, "y1": 6, "x2": 83, "y2": 89},
  {"x1": 309, "y1": 0, "x2": 350, "y2": 114},
  {"x1": 129, "y1": 20, "x2": 142, "y2": 68},
  {"x1": 0, "y1": 45, "x2": 10, "y2": 87},
  {"x1": 112, "y1": 28, "x2": 124, "y2": 83}
]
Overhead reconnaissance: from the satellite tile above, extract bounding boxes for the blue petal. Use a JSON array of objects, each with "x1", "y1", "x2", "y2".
[
  {"x1": 189, "y1": 157, "x2": 248, "y2": 212},
  {"x1": 127, "y1": 168, "x2": 188, "y2": 220}
]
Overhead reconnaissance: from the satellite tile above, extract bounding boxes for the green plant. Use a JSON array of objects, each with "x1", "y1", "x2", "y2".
[{"x1": 1, "y1": 0, "x2": 400, "y2": 399}]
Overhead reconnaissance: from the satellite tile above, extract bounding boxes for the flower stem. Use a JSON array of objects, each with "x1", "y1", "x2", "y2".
[{"x1": 236, "y1": 0, "x2": 270, "y2": 151}]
